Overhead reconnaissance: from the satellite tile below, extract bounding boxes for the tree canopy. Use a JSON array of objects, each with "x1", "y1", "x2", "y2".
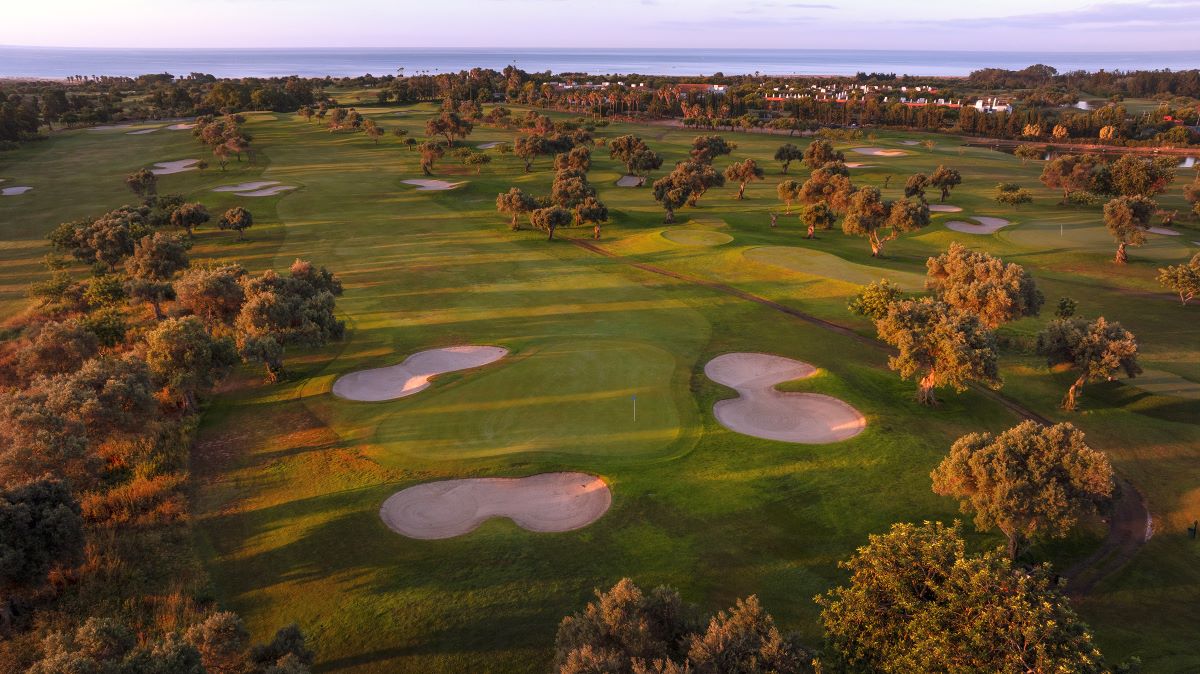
[
  {"x1": 1103, "y1": 195, "x2": 1155, "y2": 263},
  {"x1": 925, "y1": 243, "x2": 1043, "y2": 328},
  {"x1": 1037, "y1": 316, "x2": 1141, "y2": 410}
]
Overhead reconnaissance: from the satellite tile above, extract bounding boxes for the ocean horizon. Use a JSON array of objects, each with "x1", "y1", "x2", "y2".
[{"x1": 2, "y1": 46, "x2": 1199, "y2": 79}]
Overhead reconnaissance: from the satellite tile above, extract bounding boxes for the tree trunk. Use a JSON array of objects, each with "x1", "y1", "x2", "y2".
[
  {"x1": 1115, "y1": 242, "x2": 1127, "y2": 264},
  {"x1": 664, "y1": 207, "x2": 675, "y2": 224},
  {"x1": 736, "y1": 183, "x2": 746, "y2": 200},
  {"x1": 1063, "y1": 375, "x2": 1086, "y2": 411},
  {"x1": 1006, "y1": 532, "x2": 1024, "y2": 561},
  {"x1": 510, "y1": 214, "x2": 520, "y2": 231},
  {"x1": 150, "y1": 299, "x2": 164, "y2": 320},
  {"x1": 940, "y1": 188, "x2": 949, "y2": 202},
  {"x1": 807, "y1": 224, "x2": 815, "y2": 239},
  {"x1": 916, "y1": 371, "x2": 938, "y2": 405},
  {"x1": 593, "y1": 224, "x2": 601, "y2": 240},
  {"x1": 547, "y1": 224, "x2": 555, "y2": 241}
]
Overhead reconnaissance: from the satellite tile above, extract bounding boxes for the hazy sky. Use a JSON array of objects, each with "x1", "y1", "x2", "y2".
[{"x1": 3, "y1": 0, "x2": 1200, "y2": 50}]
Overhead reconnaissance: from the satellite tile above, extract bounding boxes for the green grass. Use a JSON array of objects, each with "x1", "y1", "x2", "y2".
[{"x1": 2, "y1": 102, "x2": 1199, "y2": 673}]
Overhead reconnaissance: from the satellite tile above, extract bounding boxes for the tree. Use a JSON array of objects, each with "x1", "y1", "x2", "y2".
[
  {"x1": 426, "y1": 110, "x2": 473, "y2": 146},
  {"x1": 1103, "y1": 195, "x2": 1155, "y2": 263},
  {"x1": 186, "y1": 611, "x2": 249, "y2": 674},
  {"x1": 17, "y1": 319, "x2": 99, "y2": 381},
  {"x1": 248, "y1": 624, "x2": 315, "y2": 672},
  {"x1": 554, "y1": 146, "x2": 592, "y2": 172},
  {"x1": 575, "y1": 196, "x2": 609, "y2": 240},
  {"x1": 552, "y1": 169, "x2": 596, "y2": 209},
  {"x1": 798, "y1": 167, "x2": 855, "y2": 214},
  {"x1": 925, "y1": 243, "x2": 1043, "y2": 328},
  {"x1": 30, "y1": 619, "x2": 205, "y2": 674},
  {"x1": 800, "y1": 202, "x2": 835, "y2": 239},
  {"x1": 817, "y1": 521, "x2": 1111, "y2": 674},
  {"x1": 652, "y1": 161, "x2": 723, "y2": 223},
  {"x1": 125, "y1": 168, "x2": 158, "y2": 199},
  {"x1": 994, "y1": 182, "x2": 1033, "y2": 209},
  {"x1": 1109, "y1": 154, "x2": 1175, "y2": 198},
  {"x1": 47, "y1": 356, "x2": 157, "y2": 439},
  {"x1": 609, "y1": 135, "x2": 663, "y2": 177},
  {"x1": 848, "y1": 279, "x2": 903, "y2": 320},
  {"x1": 802, "y1": 139, "x2": 844, "y2": 170},
  {"x1": 218, "y1": 206, "x2": 254, "y2": 240},
  {"x1": 1013, "y1": 144, "x2": 1043, "y2": 163},
  {"x1": 1184, "y1": 172, "x2": 1200, "y2": 213},
  {"x1": 169, "y1": 202, "x2": 210, "y2": 237},
  {"x1": 1157, "y1": 252, "x2": 1200, "y2": 305},
  {"x1": 843, "y1": 190, "x2": 930, "y2": 258},
  {"x1": 514, "y1": 134, "x2": 550, "y2": 172},
  {"x1": 689, "y1": 135, "x2": 735, "y2": 164},
  {"x1": 903, "y1": 172, "x2": 929, "y2": 199},
  {"x1": 418, "y1": 141, "x2": 445, "y2": 175},
  {"x1": 875, "y1": 298, "x2": 1001, "y2": 405},
  {"x1": 529, "y1": 206, "x2": 573, "y2": 241},
  {"x1": 145, "y1": 316, "x2": 237, "y2": 411},
  {"x1": 773, "y1": 143, "x2": 804, "y2": 174},
  {"x1": 685, "y1": 595, "x2": 807, "y2": 673},
  {"x1": 175, "y1": 263, "x2": 247, "y2": 327},
  {"x1": 776, "y1": 180, "x2": 800, "y2": 214},
  {"x1": 235, "y1": 260, "x2": 344, "y2": 381},
  {"x1": 1037, "y1": 316, "x2": 1141, "y2": 411},
  {"x1": 929, "y1": 165, "x2": 962, "y2": 202},
  {"x1": 723, "y1": 158, "x2": 764, "y2": 199},
  {"x1": 125, "y1": 232, "x2": 190, "y2": 319},
  {"x1": 496, "y1": 187, "x2": 537, "y2": 231},
  {"x1": 362, "y1": 118, "x2": 383, "y2": 144},
  {"x1": 932, "y1": 420, "x2": 1114, "y2": 560},
  {"x1": 0, "y1": 478, "x2": 83, "y2": 618},
  {"x1": 1040, "y1": 154, "x2": 1106, "y2": 203}
]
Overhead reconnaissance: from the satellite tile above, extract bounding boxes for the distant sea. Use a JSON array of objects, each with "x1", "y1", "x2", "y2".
[{"x1": 2, "y1": 46, "x2": 1198, "y2": 79}]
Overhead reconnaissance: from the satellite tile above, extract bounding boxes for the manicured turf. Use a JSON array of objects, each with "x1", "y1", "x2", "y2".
[{"x1": 2, "y1": 101, "x2": 1199, "y2": 673}]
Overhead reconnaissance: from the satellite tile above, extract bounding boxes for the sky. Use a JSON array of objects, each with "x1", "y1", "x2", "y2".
[{"x1": 2, "y1": 0, "x2": 1200, "y2": 50}]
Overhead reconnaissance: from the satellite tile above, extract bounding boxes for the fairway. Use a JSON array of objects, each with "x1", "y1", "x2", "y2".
[{"x1": 3, "y1": 98, "x2": 1200, "y2": 674}]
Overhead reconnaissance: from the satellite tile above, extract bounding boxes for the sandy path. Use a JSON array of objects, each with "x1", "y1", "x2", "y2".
[
  {"x1": 332, "y1": 345, "x2": 507, "y2": 401},
  {"x1": 851, "y1": 147, "x2": 908, "y2": 157},
  {"x1": 151, "y1": 159, "x2": 200, "y2": 175},
  {"x1": 704, "y1": 352, "x2": 865, "y2": 443},
  {"x1": 928, "y1": 204, "x2": 963, "y2": 212},
  {"x1": 1, "y1": 186, "x2": 32, "y2": 196},
  {"x1": 617, "y1": 175, "x2": 646, "y2": 187},
  {"x1": 213, "y1": 181, "x2": 280, "y2": 192},
  {"x1": 946, "y1": 216, "x2": 1011, "y2": 235},
  {"x1": 380, "y1": 472, "x2": 611, "y2": 539},
  {"x1": 402, "y1": 179, "x2": 466, "y2": 191}
]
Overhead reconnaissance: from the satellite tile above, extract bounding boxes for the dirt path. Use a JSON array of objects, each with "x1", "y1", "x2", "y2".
[{"x1": 569, "y1": 237, "x2": 1150, "y2": 596}]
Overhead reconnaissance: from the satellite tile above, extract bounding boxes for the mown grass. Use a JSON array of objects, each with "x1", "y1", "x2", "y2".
[{"x1": 1, "y1": 101, "x2": 1198, "y2": 672}]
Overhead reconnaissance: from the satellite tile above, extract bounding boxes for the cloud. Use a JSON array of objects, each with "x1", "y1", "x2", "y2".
[{"x1": 931, "y1": 0, "x2": 1200, "y2": 30}]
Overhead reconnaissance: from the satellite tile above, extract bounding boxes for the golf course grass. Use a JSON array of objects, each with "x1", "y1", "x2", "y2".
[{"x1": 2, "y1": 100, "x2": 1199, "y2": 673}]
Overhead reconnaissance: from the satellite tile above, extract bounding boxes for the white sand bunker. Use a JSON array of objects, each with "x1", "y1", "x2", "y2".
[
  {"x1": 899, "y1": 140, "x2": 921, "y2": 145},
  {"x1": 1147, "y1": 227, "x2": 1180, "y2": 236},
  {"x1": 151, "y1": 159, "x2": 200, "y2": 175},
  {"x1": 380, "y1": 472, "x2": 611, "y2": 539},
  {"x1": 235, "y1": 185, "x2": 297, "y2": 197},
  {"x1": 617, "y1": 175, "x2": 647, "y2": 187},
  {"x1": 332, "y1": 345, "x2": 508, "y2": 402},
  {"x1": 928, "y1": 204, "x2": 963, "y2": 213},
  {"x1": 126, "y1": 127, "x2": 162, "y2": 135},
  {"x1": 843, "y1": 162, "x2": 873, "y2": 168},
  {"x1": 704, "y1": 352, "x2": 865, "y2": 444},
  {"x1": 167, "y1": 123, "x2": 197, "y2": 130},
  {"x1": 213, "y1": 181, "x2": 280, "y2": 192},
  {"x1": 1, "y1": 186, "x2": 33, "y2": 196},
  {"x1": 851, "y1": 147, "x2": 909, "y2": 157},
  {"x1": 402, "y1": 179, "x2": 465, "y2": 191},
  {"x1": 477, "y1": 141, "x2": 504, "y2": 149},
  {"x1": 946, "y1": 216, "x2": 1011, "y2": 235}
]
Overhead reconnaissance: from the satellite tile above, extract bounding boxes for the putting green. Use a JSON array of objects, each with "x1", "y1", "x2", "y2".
[
  {"x1": 744, "y1": 245, "x2": 927, "y2": 290},
  {"x1": 1127, "y1": 369, "x2": 1200, "y2": 400},
  {"x1": 662, "y1": 229, "x2": 734, "y2": 246},
  {"x1": 370, "y1": 340, "x2": 686, "y2": 462}
]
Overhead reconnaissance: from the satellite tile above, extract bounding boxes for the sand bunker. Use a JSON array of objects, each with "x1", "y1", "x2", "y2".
[
  {"x1": 126, "y1": 127, "x2": 162, "y2": 135},
  {"x1": 332, "y1": 345, "x2": 508, "y2": 402},
  {"x1": 617, "y1": 175, "x2": 647, "y2": 187},
  {"x1": 151, "y1": 159, "x2": 200, "y2": 175},
  {"x1": 946, "y1": 216, "x2": 1011, "y2": 235},
  {"x1": 379, "y1": 472, "x2": 611, "y2": 539},
  {"x1": 1147, "y1": 227, "x2": 1181, "y2": 236},
  {"x1": 235, "y1": 185, "x2": 297, "y2": 197},
  {"x1": 1, "y1": 186, "x2": 32, "y2": 196},
  {"x1": 167, "y1": 123, "x2": 197, "y2": 130},
  {"x1": 899, "y1": 140, "x2": 921, "y2": 145},
  {"x1": 662, "y1": 229, "x2": 733, "y2": 246},
  {"x1": 477, "y1": 141, "x2": 503, "y2": 149},
  {"x1": 402, "y1": 179, "x2": 465, "y2": 191},
  {"x1": 843, "y1": 162, "x2": 873, "y2": 168},
  {"x1": 928, "y1": 204, "x2": 963, "y2": 213},
  {"x1": 704, "y1": 352, "x2": 865, "y2": 444},
  {"x1": 851, "y1": 147, "x2": 909, "y2": 157},
  {"x1": 213, "y1": 181, "x2": 280, "y2": 192}
]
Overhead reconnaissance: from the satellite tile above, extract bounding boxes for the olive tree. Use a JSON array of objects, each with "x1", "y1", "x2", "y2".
[
  {"x1": 723, "y1": 158, "x2": 764, "y2": 200},
  {"x1": 1103, "y1": 195, "x2": 1155, "y2": 264},
  {"x1": 496, "y1": 187, "x2": 537, "y2": 231},
  {"x1": 843, "y1": 189, "x2": 929, "y2": 257},
  {"x1": 925, "y1": 242, "x2": 1043, "y2": 328},
  {"x1": 773, "y1": 143, "x2": 803, "y2": 174},
  {"x1": 1157, "y1": 252, "x2": 1200, "y2": 305},
  {"x1": 1036, "y1": 316, "x2": 1141, "y2": 411}
]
